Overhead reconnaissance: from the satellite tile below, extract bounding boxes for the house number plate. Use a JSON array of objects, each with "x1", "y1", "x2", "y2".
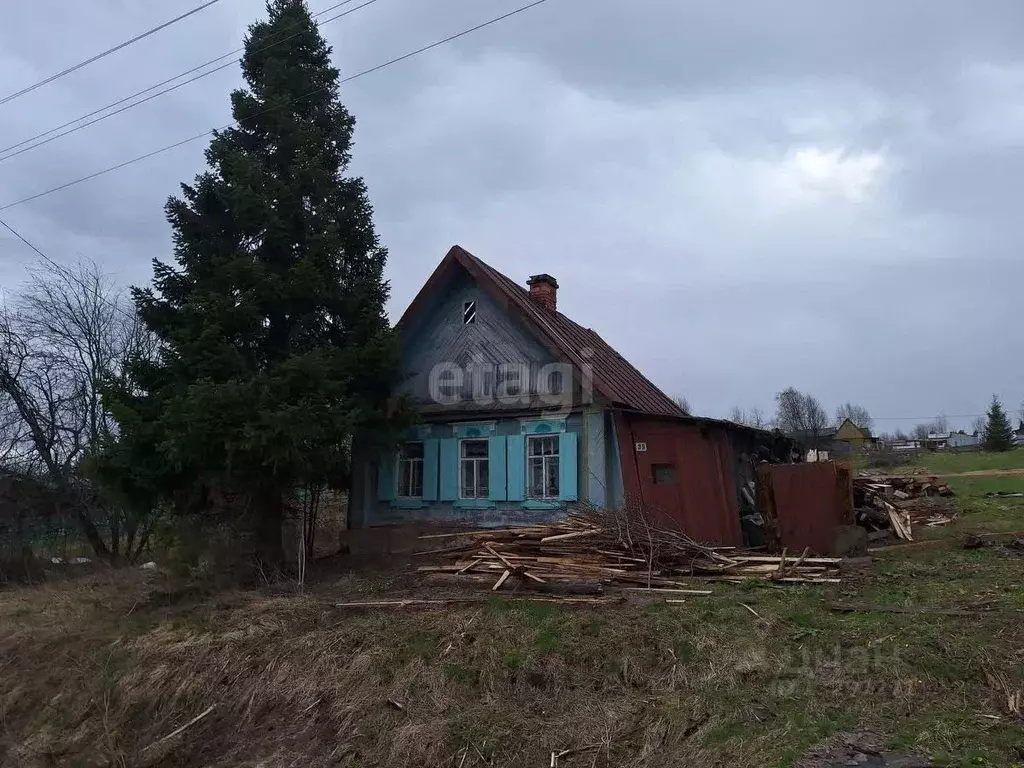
[{"x1": 635, "y1": 442, "x2": 648, "y2": 452}]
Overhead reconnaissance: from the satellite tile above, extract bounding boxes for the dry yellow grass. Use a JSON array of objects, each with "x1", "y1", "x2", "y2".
[{"x1": 1, "y1": 547, "x2": 1022, "y2": 767}]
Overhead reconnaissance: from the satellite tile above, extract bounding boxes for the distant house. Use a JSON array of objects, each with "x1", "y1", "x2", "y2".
[
  {"x1": 348, "y1": 245, "x2": 789, "y2": 545},
  {"x1": 920, "y1": 433, "x2": 950, "y2": 450},
  {"x1": 833, "y1": 418, "x2": 875, "y2": 449},
  {"x1": 948, "y1": 431, "x2": 980, "y2": 449}
]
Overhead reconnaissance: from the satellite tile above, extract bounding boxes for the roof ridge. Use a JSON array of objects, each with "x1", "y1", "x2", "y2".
[{"x1": 403, "y1": 245, "x2": 686, "y2": 418}]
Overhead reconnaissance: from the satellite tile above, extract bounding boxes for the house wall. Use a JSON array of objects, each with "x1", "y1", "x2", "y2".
[{"x1": 351, "y1": 409, "x2": 614, "y2": 528}]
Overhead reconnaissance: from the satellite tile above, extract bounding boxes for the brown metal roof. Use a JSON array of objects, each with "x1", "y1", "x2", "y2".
[{"x1": 398, "y1": 245, "x2": 686, "y2": 418}]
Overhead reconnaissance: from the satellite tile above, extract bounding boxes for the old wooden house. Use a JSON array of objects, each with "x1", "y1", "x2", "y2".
[
  {"x1": 349, "y1": 246, "x2": 786, "y2": 545},
  {"x1": 832, "y1": 418, "x2": 875, "y2": 449}
]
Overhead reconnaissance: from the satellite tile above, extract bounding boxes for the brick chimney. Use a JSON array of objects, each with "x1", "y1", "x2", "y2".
[{"x1": 527, "y1": 273, "x2": 558, "y2": 312}]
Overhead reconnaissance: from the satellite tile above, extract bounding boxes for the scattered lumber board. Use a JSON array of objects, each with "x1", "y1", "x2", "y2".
[
  {"x1": 829, "y1": 603, "x2": 988, "y2": 617},
  {"x1": 414, "y1": 509, "x2": 843, "y2": 591},
  {"x1": 335, "y1": 597, "x2": 623, "y2": 608}
]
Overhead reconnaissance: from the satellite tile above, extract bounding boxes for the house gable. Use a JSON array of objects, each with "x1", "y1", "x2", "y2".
[
  {"x1": 397, "y1": 245, "x2": 685, "y2": 418},
  {"x1": 834, "y1": 418, "x2": 869, "y2": 442},
  {"x1": 397, "y1": 262, "x2": 563, "y2": 413}
]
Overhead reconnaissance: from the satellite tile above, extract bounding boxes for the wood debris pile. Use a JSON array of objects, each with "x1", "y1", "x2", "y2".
[
  {"x1": 853, "y1": 475, "x2": 957, "y2": 542},
  {"x1": 415, "y1": 509, "x2": 841, "y2": 592}
]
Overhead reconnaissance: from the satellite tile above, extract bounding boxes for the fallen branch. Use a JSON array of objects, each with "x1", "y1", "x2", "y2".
[
  {"x1": 829, "y1": 604, "x2": 987, "y2": 617},
  {"x1": 142, "y1": 705, "x2": 215, "y2": 752}
]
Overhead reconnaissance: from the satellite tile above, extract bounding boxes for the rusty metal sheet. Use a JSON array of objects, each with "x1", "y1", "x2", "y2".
[
  {"x1": 618, "y1": 414, "x2": 743, "y2": 546},
  {"x1": 758, "y1": 461, "x2": 854, "y2": 555}
]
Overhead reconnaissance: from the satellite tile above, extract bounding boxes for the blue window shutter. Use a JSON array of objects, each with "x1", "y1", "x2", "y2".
[
  {"x1": 506, "y1": 434, "x2": 525, "y2": 501},
  {"x1": 439, "y1": 438, "x2": 459, "y2": 501},
  {"x1": 422, "y1": 439, "x2": 439, "y2": 501},
  {"x1": 559, "y1": 432, "x2": 579, "y2": 501},
  {"x1": 488, "y1": 435, "x2": 507, "y2": 501},
  {"x1": 377, "y1": 453, "x2": 396, "y2": 501}
]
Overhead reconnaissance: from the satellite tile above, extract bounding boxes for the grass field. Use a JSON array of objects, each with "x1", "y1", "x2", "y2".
[{"x1": 1, "y1": 456, "x2": 1022, "y2": 768}]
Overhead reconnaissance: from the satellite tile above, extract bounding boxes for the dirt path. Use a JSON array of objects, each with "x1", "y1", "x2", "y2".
[{"x1": 942, "y1": 468, "x2": 1024, "y2": 477}]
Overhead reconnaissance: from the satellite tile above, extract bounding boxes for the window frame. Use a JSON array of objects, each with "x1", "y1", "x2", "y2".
[
  {"x1": 459, "y1": 438, "x2": 490, "y2": 499},
  {"x1": 397, "y1": 441, "x2": 425, "y2": 498},
  {"x1": 526, "y1": 434, "x2": 560, "y2": 500}
]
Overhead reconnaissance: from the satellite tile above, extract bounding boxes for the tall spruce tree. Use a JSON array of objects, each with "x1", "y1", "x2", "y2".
[
  {"x1": 118, "y1": 0, "x2": 402, "y2": 564},
  {"x1": 983, "y1": 395, "x2": 1014, "y2": 452}
]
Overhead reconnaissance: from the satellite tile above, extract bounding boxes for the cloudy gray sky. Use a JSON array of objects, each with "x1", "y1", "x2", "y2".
[{"x1": 1, "y1": 0, "x2": 1022, "y2": 433}]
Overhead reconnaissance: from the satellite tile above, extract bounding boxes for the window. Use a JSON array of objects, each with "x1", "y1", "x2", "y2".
[
  {"x1": 460, "y1": 439, "x2": 489, "y2": 498},
  {"x1": 398, "y1": 442, "x2": 424, "y2": 497},
  {"x1": 651, "y1": 463, "x2": 675, "y2": 485},
  {"x1": 527, "y1": 435, "x2": 560, "y2": 498},
  {"x1": 463, "y1": 301, "x2": 476, "y2": 324},
  {"x1": 547, "y1": 370, "x2": 563, "y2": 395}
]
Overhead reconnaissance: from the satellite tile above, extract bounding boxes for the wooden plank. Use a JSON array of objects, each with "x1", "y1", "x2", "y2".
[
  {"x1": 624, "y1": 588, "x2": 712, "y2": 595},
  {"x1": 492, "y1": 569, "x2": 512, "y2": 591},
  {"x1": 725, "y1": 555, "x2": 844, "y2": 565},
  {"x1": 829, "y1": 604, "x2": 987, "y2": 617},
  {"x1": 540, "y1": 529, "x2": 602, "y2": 543}
]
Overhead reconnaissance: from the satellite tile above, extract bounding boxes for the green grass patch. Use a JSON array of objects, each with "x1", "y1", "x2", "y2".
[{"x1": 912, "y1": 447, "x2": 1024, "y2": 475}]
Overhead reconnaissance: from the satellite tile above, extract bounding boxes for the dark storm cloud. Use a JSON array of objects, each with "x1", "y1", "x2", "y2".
[{"x1": 1, "y1": 0, "x2": 1022, "y2": 428}]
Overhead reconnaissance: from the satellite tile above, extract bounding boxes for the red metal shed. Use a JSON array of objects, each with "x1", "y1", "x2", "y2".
[{"x1": 615, "y1": 412, "x2": 744, "y2": 546}]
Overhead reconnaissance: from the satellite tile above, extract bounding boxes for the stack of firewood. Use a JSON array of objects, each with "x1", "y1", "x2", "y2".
[
  {"x1": 415, "y1": 509, "x2": 841, "y2": 592},
  {"x1": 853, "y1": 475, "x2": 957, "y2": 542}
]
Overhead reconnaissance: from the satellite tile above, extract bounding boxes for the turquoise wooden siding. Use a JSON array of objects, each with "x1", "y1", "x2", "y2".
[
  {"x1": 423, "y1": 438, "x2": 439, "y2": 501},
  {"x1": 377, "y1": 453, "x2": 395, "y2": 501},
  {"x1": 559, "y1": 431, "x2": 579, "y2": 501},
  {"x1": 488, "y1": 436, "x2": 507, "y2": 501},
  {"x1": 586, "y1": 412, "x2": 607, "y2": 506},
  {"x1": 439, "y1": 439, "x2": 458, "y2": 500},
  {"x1": 506, "y1": 434, "x2": 525, "y2": 501}
]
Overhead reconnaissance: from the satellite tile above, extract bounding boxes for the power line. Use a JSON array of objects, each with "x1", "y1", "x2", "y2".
[
  {"x1": 0, "y1": 0, "x2": 224, "y2": 108},
  {"x1": 0, "y1": 215, "x2": 141, "y2": 322},
  {"x1": 0, "y1": 0, "x2": 551, "y2": 212},
  {"x1": 0, "y1": 216, "x2": 47, "y2": 261},
  {"x1": 0, "y1": 0, "x2": 375, "y2": 163}
]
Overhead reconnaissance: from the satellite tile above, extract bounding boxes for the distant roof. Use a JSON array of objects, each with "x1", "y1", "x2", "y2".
[{"x1": 398, "y1": 245, "x2": 686, "y2": 418}]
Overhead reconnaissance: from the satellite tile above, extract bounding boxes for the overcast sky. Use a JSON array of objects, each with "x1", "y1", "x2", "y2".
[{"x1": 1, "y1": 0, "x2": 1022, "y2": 433}]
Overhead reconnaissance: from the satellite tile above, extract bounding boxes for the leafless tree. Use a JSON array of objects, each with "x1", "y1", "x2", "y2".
[
  {"x1": 834, "y1": 402, "x2": 873, "y2": 430},
  {"x1": 0, "y1": 257, "x2": 157, "y2": 562},
  {"x1": 728, "y1": 406, "x2": 769, "y2": 429},
  {"x1": 673, "y1": 395, "x2": 691, "y2": 415},
  {"x1": 774, "y1": 387, "x2": 830, "y2": 446},
  {"x1": 911, "y1": 415, "x2": 949, "y2": 441},
  {"x1": 972, "y1": 416, "x2": 987, "y2": 436}
]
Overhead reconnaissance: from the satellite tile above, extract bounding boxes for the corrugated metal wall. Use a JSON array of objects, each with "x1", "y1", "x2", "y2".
[
  {"x1": 615, "y1": 413, "x2": 743, "y2": 546},
  {"x1": 757, "y1": 461, "x2": 854, "y2": 554}
]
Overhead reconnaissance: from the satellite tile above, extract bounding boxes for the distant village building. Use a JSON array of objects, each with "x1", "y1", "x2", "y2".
[
  {"x1": 948, "y1": 431, "x2": 980, "y2": 449},
  {"x1": 832, "y1": 418, "x2": 875, "y2": 449}
]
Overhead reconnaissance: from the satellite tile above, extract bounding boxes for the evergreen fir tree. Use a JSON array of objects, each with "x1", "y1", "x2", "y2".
[
  {"x1": 983, "y1": 395, "x2": 1014, "y2": 452},
  {"x1": 113, "y1": 0, "x2": 403, "y2": 564}
]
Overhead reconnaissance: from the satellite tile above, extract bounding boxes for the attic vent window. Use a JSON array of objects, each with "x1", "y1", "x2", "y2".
[{"x1": 463, "y1": 301, "x2": 476, "y2": 325}]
